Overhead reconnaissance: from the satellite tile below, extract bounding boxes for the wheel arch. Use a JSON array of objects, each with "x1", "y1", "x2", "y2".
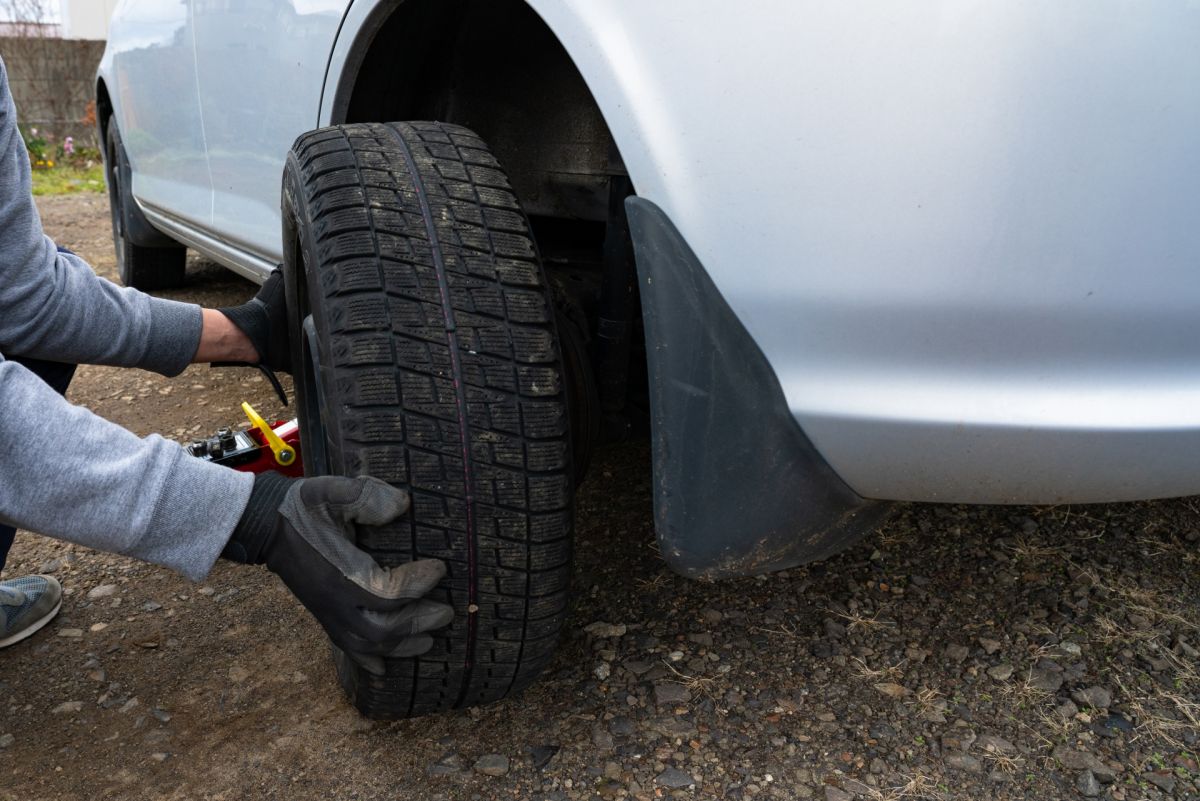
[{"x1": 321, "y1": 0, "x2": 629, "y2": 223}]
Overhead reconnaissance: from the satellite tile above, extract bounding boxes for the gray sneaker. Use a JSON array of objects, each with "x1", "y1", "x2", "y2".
[{"x1": 0, "y1": 574, "x2": 62, "y2": 648}]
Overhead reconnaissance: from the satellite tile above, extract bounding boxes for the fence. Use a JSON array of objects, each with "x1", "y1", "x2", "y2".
[{"x1": 0, "y1": 37, "x2": 105, "y2": 146}]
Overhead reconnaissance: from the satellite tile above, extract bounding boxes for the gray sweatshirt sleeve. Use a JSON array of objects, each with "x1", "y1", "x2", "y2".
[
  {"x1": 0, "y1": 58, "x2": 254, "y2": 580},
  {"x1": 0, "y1": 57, "x2": 201, "y2": 376},
  {"x1": 0, "y1": 356, "x2": 254, "y2": 580}
]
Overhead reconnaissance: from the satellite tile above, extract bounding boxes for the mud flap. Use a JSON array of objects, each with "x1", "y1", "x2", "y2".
[{"x1": 626, "y1": 198, "x2": 891, "y2": 578}]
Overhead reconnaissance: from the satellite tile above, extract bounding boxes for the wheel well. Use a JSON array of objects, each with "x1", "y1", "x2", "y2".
[
  {"x1": 337, "y1": 0, "x2": 622, "y2": 223},
  {"x1": 95, "y1": 78, "x2": 113, "y2": 145}
]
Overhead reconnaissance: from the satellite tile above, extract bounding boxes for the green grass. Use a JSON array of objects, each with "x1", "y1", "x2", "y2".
[{"x1": 30, "y1": 163, "x2": 106, "y2": 196}]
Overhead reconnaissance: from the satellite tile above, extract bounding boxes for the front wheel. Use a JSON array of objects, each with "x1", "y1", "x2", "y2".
[{"x1": 282, "y1": 122, "x2": 574, "y2": 718}]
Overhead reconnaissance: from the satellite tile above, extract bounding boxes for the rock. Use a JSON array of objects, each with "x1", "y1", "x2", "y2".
[
  {"x1": 1056, "y1": 699, "x2": 1079, "y2": 720},
  {"x1": 118, "y1": 697, "x2": 139, "y2": 714},
  {"x1": 593, "y1": 662, "x2": 611, "y2": 680},
  {"x1": 228, "y1": 665, "x2": 249, "y2": 683},
  {"x1": 150, "y1": 752, "x2": 169, "y2": 762},
  {"x1": 86, "y1": 669, "x2": 106, "y2": 683},
  {"x1": 823, "y1": 787, "x2": 853, "y2": 801},
  {"x1": 701, "y1": 609, "x2": 723, "y2": 624},
  {"x1": 987, "y1": 663, "x2": 1014, "y2": 681},
  {"x1": 1071, "y1": 686, "x2": 1112, "y2": 709},
  {"x1": 1027, "y1": 668, "x2": 1063, "y2": 693},
  {"x1": 653, "y1": 682, "x2": 691, "y2": 707},
  {"x1": 591, "y1": 726, "x2": 614, "y2": 750},
  {"x1": 1076, "y1": 770, "x2": 1101, "y2": 797},
  {"x1": 473, "y1": 754, "x2": 509, "y2": 777},
  {"x1": 975, "y1": 734, "x2": 1016, "y2": 755},
  {"x1": 57, "y1": 628, "x2": 83, "y2": 639},
  {"x1": 0, "y1": 733, "x2": 13, "y2": 748},
  {"x1": 152, "y1": 708, "x2": 172, "y2": 723},
  {"x1": 868, "y1": 722, "x2": 896, "y2": 740},
  {"x1": 944, "y1": 644, "x2": 970, "y2": 663},
  {"x1": 86, "y1": 584, "x2": 118, "y2": 600},
  {"x1": 52, "y1": 701, "x2": 83, "y2": 714},
  {"x1": 687, "y1": 632, "x2": 714, "y2": 647},
  {"x1": 655, "y1": 768, "x2": 694, "y2": 789},
  {"x1": 979, "y1": 637, "x2": 1002, "y2": 655},
  {"x1": 1144, "y1": 772, "x2": 1176, "y2": 793},
  {"x1": 873, "y1": 682, "x2": 908, "y2": 699},
  {"x1": 530, "y1": 744, "x2": 558, "y2": 770},
  {"x1": 141, "y1": 601, "x2": 162, "y2": 612},
  {"x1": 426, "y1": 752, "x2": 466, "y2": 776},
  {"x1": 1092, "y1": 712, "x2": 1133, "y2": 737},
  {"x1": 583, "y1": 622, "x2": 627, "y2": 638},
  {"x1": 609, "y1": 716, "x2": 635, "y2": 737},
  {"x1": 944, "y1": 754, "x2": 982, "y2": 773},
  {"x1": 941, "y1": 728, "x2": 976, "y2": 752},
  {"x1": 1052, "y1": 747, "x2": 1116, "y2": 783},
  {"x1": 1059, "y1": 641, "x2": 1082, "y2": 659},
  {"x1": 89, "y1": 623, "x2": 108, "y2": 633}
]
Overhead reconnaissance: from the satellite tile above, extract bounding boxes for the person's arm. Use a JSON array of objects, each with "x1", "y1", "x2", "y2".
[{"x1": 0, "y1": 355, "x2": 252, "y2": 580}]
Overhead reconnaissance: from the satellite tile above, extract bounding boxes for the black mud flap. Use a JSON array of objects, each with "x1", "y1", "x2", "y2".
[{"x1": 627, "y1": 198, "x2": 891, "y2": 579}]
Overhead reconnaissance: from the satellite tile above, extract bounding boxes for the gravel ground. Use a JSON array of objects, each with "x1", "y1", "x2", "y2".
[{"x1": 1, "y1": 194, "x2": 1198, "y2": 801}]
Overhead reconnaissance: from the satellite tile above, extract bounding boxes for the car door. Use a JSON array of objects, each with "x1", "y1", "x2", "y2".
[
  {"x1": 190, "y1": 0, "x2": 349, "y2": 263},
  {"x1": 106, "y1": 0, "x2": 212, "y2": 229}
]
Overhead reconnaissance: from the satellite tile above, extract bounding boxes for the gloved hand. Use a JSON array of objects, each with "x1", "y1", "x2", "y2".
[
  {"x1": 218, "y1": 266, "x2": 292, "y2": 373},
  {"x1": 222, "y1": 472, "x2": 453, "y2": 672}
]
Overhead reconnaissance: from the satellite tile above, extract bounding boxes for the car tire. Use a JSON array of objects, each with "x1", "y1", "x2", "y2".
[
  {"x1": 104, "y1": 120, "x2": 186, "y2": 290},
  {"x1": 281, "y1": 122, "x2": 574, "y2": 718}
]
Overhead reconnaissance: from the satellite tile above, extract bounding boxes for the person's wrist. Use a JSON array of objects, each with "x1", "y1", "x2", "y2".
[
  {"x1": 222, "y1": 471, "x2": 295, "y2": 564},
  {"x1": 195, "y1": 308, "x2": 260, "y2": 363}
]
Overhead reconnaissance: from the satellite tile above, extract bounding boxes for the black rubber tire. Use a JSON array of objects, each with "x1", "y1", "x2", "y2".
[
  {"x1": 281, "y1": 122, "x2": 574, "y2": 719},
  {"x1": 104, "y1": 120, "x2": 186, "y2": 290}
]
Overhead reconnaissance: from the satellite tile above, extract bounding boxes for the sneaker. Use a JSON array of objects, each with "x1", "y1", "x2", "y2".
[{"x1": 0, "y1": 575, "x2": 62, "y2": 649}]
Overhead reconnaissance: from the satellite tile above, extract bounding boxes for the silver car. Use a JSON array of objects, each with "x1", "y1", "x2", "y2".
[{"x1": 97, "y1": 0, "x2": 1200, "y2": 717}]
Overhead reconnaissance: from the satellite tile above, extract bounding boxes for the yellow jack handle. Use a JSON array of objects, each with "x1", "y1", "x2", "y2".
[{"x1": 242, "y1": 401, "x2": 296, "y2": 466}]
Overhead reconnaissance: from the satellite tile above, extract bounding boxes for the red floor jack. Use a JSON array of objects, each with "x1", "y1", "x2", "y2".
[{"x1": 186, "y1": 402, "x2": 304, "y2": 477}]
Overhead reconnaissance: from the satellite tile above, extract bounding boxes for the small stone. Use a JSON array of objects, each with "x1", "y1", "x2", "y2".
[
  {"x1": 1077, "y1": 770, "x2": 1101, "y2": 797},
  {"x1": 654, "y1": 682, "x2": 691, "y2": 707},
  {"x1": 57, "y1": 628, "x2": 83, "y2": 639},
  {"x1": 591, "y1": 726, "x2": 614, "y2": 750},
  {"x1": 687, "y1": 632, "x2": 714, "y2": 647},
  {"x1": 426, "y1": 752, "x2": 466, "y2": 776},
  {"x1": 701, "y1": 609, "x2": 723, "y2": 624},
  {"x1": 1056, "y1": 699, "x2": 1079, "y2": 719},
  {"x1": 873, "y1": 682, "x2": 908, "y2": 699},
  {"x1": 975, "y1": 734, "x2": 1016, "y2": 755},
  {"x1": 593, "y1": 662, "x2": 611, "y2": 680},
  {"x1": 141, "y1": 601, "x2": 162, "y2": 612},
  {"x1": 119, "y1": 697, "x2": 139, "y2": 714},
  {"x1": 52, "y1": 701, "x2": 83, "y2": 714},
  {"x1": 39, "y1": 559, "x2": 61, "y2": 574},
  {"x1": 1144, "y1": 772, "x2": 1176, "y2": 793},
  {"x1": 655, "y1": 768, "x2": 694, "y2": 789},
  {"x1": 979, "y1": 637, "x2": 1002, "y2": 655},
  {"x1": 987, "y1": 663, "x2": 1014, "y2": 681},
  {"x1": 1027, "y1": 668, "x2": 1063, "y2": 693},
  {"x1": 868, "y1": 722, "x2": 896, "y2": 740},
  {"x1": 944, "y1": 644, "x2": 970, "y2": 663},
  {"x1": 823, "y1": 788, "x2": 852, "y2": 801},
  {"x1": 198, "y1": 586, "x2": 215, "y2": 596},
  {"x1": 89, "y1": 623, "x2": 108, "y2": 633},
  {"x1": 1059, "y1": 641, "x2": 1082, "y2": 658},
  {"x1": 0, "y1": 733, "x2": 13, "y2": 748},
  {"x1": 1071, "y1": 686, "x2": 1112, "y2": 709},
  {"x1": 530, "y1": 744, "x2": 558, "y2": 770},
  {"x1": 87, "y1": 584, "x2": 118, "y2": 600},
  {"x1": 941, "y1": 728, "x2": 976, "y2": 753},
  {"x1": 583, "y1": 622, "x2": 627, "y2": 638},
  {"x1": 944, "y1": 754, "x2": 982, "y2": 773},
  {"x1": 152, "y1": 708, "x2": 172, "y2": 723},
  {"x1": 149, "y1": 752, "x2": 169, "y2": 763},
  {"x1": 228, "y1": 665, "x2": 249, "y2": 683},
  {"x1": 609, "y1": 716, "x2": 635, "y2": 736},
  {"x1": 473, "y1": 754, "x2": 509, "y2": 777}
]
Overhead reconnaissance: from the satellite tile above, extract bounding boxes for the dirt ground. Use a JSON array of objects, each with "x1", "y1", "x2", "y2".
[{"x1": 2, "y1": 193, "x2": 1198, "y2": 801}]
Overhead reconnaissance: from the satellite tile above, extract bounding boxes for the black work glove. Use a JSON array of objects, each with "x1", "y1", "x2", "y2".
[
  {"x1": 218, "y1": 266, "x2": 292, "y2": 374},
  {"x1": 223, "y1": 472, "x2": 453, "y2": 672}
]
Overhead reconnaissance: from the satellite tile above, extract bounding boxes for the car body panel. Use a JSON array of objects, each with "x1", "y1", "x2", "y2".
[{"x1": 104, "y1": 0, "x2": 1200, "y2": 506}]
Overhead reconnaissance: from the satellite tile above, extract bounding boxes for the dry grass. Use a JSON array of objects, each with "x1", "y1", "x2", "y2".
[
  {"x1": 660, "y1": 660, "x2": 719, "y2": 699},
  {"x1": 863, "y1": 772, "x2": 948, "y2": 801},
  {"x1": 831, "y1": 607, "x2": 897, "y2": 633},
  {"x1": 850, "y1": 656, "x2": 906, "y2": 683}
]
